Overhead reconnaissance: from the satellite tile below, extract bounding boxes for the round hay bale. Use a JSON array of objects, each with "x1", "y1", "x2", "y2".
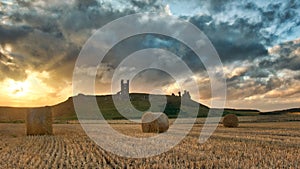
[
  {"x1": 223, "y1": 114, "x2": 239, "y2": 128},
  {"x1": 26, "y1": 106, "x2": 53, "y2": 135},
  {"x1": 141, "y1": 112, "x2": 169, "y2": 133}
]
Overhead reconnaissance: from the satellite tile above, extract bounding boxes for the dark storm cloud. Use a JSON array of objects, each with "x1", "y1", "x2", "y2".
[
  {"x1": 2, "y1": 0, "x2": 297, "y2": 77},
  {"x1": 0, "y1": 25, "x2": 32, "y2": 81},
  {"x1": 60, "y1": 3, "x2": 124, "y2": 34},
  {"x1": 0, "y1": 0, "x2": 299, "y2": 108},
  {"x1": 173, "y1": 0, "x2": 300, "y2": 103},
  {"x1": 295, "y1": 74, "x2": 300, "y2": 80},
  {"x1": 97, "y1": 34, "x2": 197, "y2": 87},
  {"x1": 101, "y1": 33, "x2": 200, "y2": 67},
  {"x1": 265, "y1": 77, "x2": 288, "y2": 91},
  {"x1": 141, "y1": 34, "x2": 206, "y2": 73},
  {"x1": 207, "y1": 0, "x2": 233, "y2": 12},
  {"x1": 225, "y1": 74, "x2": 288, "y2": 100},
  {"x1": 255, "y1": 1, "x2": 298, "y2": 23},
  {"x1": 259, "y1": 40, "x2": 300, "y2": 71},
  {"x1": 131, "y1": 69, "x2": 176, "y2": 91},
  {"x1": 245, "y1": 68, "x2": 270, "y2": 78},
  {"x1": 97, "y1": 0, "x2": 299, "y2": 94},
  {"x1": 0, "y1": 51, "x2": 27, "y2": 81},
  {"x1": 129, "y1": 0, "x2": 163, "y2": 11},
  {"x1": 0, "y1": 0, "x2": 143, "y2": 87},
  {"x1": 185, "y1": 0, "x2": 300, "y2": 63},
  {"x1": 259, "y1": 56, "x2": 300, "y2": 71},
  {"x1": 10, "y1": 12, "x2": 63, "y2": 38},
  {"x1": 0, "y1": 25, "x2": 33, "y2": 44},
  {"x1": 8, "y1": 29, "x2": 74, "y2": 71},
  {"x1": 15, "y1": 0, "x2": 32, "y2": 8},
  {"x1": 75, "y1": 0, "x2": 99, "y2": 9},
  {"x1": 223, "y1": 58, "x2": 298, "y2": 100},
  {"x1": 189, "y1": 16, "x2": 268, "y2": 63}
]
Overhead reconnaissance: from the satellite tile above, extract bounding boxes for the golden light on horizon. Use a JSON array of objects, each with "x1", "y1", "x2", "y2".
[
  {"x1": 4, "y1": 44, "x2": 12, "y2": 52},
  {"x1": 6, "y1": 79, "x2": 30, "y2": 98},
  {"x1": 162, "y1": 82, "x2": 180, "y2": 95},
  {"x1": 0, "y1": 44, "x2": 12, "y2": 54},
  {"x1": 0, "y1": 70, "x2": 71, "y2": 107}
]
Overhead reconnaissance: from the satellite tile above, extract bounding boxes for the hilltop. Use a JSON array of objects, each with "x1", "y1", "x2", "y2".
[
  {"x1": 260, "y1": 108, "x2": 300, "y2": 115},
  {"x1": 0, "y1": 93, "x2": 262, "y2": 123}
]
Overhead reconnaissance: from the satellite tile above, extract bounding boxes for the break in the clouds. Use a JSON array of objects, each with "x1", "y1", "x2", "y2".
[{"x1": 0, "y1": 0, "x2": 299, "y2": 111}]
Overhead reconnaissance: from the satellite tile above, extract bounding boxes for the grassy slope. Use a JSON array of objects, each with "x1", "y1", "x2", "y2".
[
  {"x1": 0, "y1": 93, "x2": 262, "y2": 122},
  {"x1": 46, "y1": 93, "x2": 260, "y2": 121},
  {"x1": 260, "y1": 108, "x2": 300, "y2": 115}
]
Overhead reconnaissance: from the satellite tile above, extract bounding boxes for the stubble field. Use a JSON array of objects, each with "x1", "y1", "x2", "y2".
[{"x1": 0, "y1": 119, "x2": 299, "y2": 168}]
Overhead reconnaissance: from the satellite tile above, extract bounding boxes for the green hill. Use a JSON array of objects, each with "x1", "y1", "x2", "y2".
[
  {"x1": 260, "y1": 108, "x2": 300, "y2": 115},
  {"x1": 53, "y1": 93, "x2": 209, "y2": 121},
  {"x1": 41, "y1": 93, "x2": 260, "y2": 121},
  {"x1": 0, "y1": 93, "x2": 261, "y2": 123}
]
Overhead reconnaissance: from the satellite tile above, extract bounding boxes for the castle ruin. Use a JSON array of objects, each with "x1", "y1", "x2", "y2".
[
  {"x1": 182, "y1": 90, "x2": 191, "y2": 99},
  {"x1": 116, "y1": 79, "x2": 191, "y2": 100},
  {"x1": 117, "y1": 79, "x2": 129, "y2": 96}
]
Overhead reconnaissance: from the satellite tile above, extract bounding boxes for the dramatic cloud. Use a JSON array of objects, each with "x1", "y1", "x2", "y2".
[
  {"x1": 0, "y1": 0, "x2": 299, "y2": 111},
  {"x1": 0, "y1": 24, "x2": 33, "y2": 43},
  {"x1": 259, "y1": 39, "x2": 300, "y2": 71}
]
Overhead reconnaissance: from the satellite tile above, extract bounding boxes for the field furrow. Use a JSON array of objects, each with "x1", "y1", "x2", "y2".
[{"x1": 0, "y1": 121, "x2": 299, "y2": 168}]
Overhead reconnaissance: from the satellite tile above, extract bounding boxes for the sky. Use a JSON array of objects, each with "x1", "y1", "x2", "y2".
[{"x1": 0, "y1": 0, "x2": 299, "y2": 111}]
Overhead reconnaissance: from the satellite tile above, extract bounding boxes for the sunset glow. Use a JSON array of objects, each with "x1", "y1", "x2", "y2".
[
  {"x1": 0, "y1": 70, "x2": 71, "y2": 107},
  {"x1": 0, "y1": 0, "x2": 299, "y2": 111},
  {"x1": 6, "y1": 79, "x2": 29, "y2": 97}
]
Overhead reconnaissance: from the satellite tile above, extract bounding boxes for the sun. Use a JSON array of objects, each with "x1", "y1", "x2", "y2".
[
  {"x1": 4, "y1": 44, "x2": 12, "y2": 52},
  {"x1": 0, "y1": 70, "x2": 64, "y2": 107},
  {"x1": 6, "y1": 79, "x2": 30, "y2": 97}
]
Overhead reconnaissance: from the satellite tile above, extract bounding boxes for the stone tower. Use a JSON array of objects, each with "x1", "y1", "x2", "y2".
[
  {"x1": 120, "y1": 79, "x2": 129, "y2": 95},
  {"x1": 183, "y1": 90, "x2": 191, "y2": 99}
]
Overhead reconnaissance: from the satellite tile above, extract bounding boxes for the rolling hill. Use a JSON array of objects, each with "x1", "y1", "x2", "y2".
[
  {"x1": 0, "y1": 93, "x2": 264, "y2": 123},
  {"x1": 260, "y1": 108, "x2": 300, "y2": 115}
]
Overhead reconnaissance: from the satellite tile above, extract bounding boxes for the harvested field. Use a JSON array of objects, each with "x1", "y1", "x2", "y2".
[{"x1": 0, "y1": 120, "x2": 299, "y2": 168}]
